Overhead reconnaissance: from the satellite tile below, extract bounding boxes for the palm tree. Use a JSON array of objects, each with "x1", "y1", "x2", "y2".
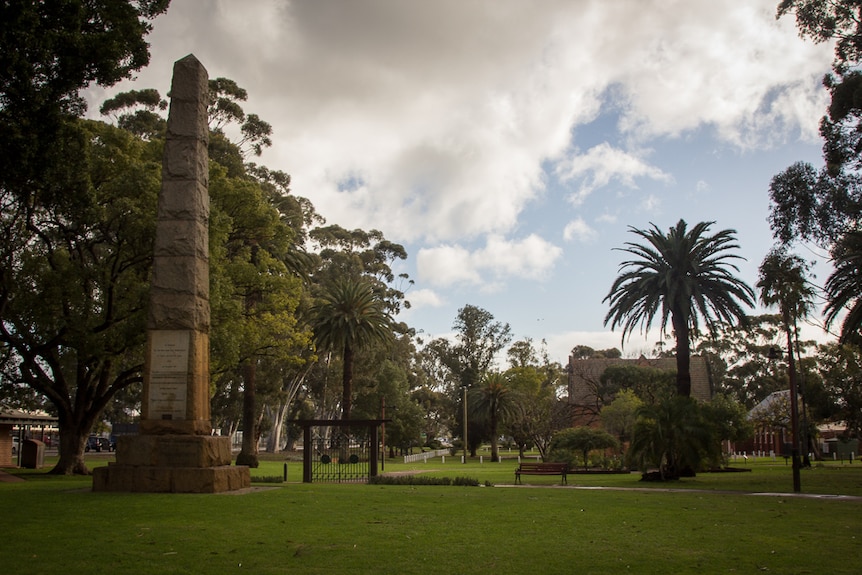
[
  {"x1": 310, "y1": 278, "x2": 393, "y2": 421},
  {"x1": 825, "y1": 231, "x2": 862, "y2": 345},
  {"x1": 604, "y1": 219, "x2": 755, "y2": 396},
  {"x1": 757, "y1": 247, "x2": 817, "y2": 476},
  {"x1": 758, "y1": 248, "x2": 816, "y2": 332},
  {"x1": 628, "y1": 396, "x2": 711, "y2": 480},
  {"x1": 469, "y1": 372, "x2": 513, "y2": 462}
]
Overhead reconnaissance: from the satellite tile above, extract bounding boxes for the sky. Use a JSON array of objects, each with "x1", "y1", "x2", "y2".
[{"x1": 86, "y1": 0, "x2": 839, "y2": 365}]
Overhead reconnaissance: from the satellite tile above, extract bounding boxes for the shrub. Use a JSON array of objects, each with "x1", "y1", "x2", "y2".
[
  {"x1": 252, "y1": 476, "x2": 286, "y2": 484},
  {"x1": 548, "y1": 427, "x2": 620, "y2": 471},
  {"x1": 368, "y1": 475, "x2": 480, "y2": 486}
]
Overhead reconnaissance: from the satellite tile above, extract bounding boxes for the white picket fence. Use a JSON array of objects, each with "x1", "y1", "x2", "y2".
[
  {"x1": 402, "y1": 450, "x2": 543, "y2": 464},
  {"x1": 402, "y1": 449, "x2": 451, "y2": 463}
]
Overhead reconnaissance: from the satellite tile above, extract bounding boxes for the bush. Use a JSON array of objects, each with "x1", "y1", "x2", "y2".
[
  {"x1": 368, "y1": 475, "x2": 480, "y2": 486},
  {"x1": 252, "y1": 476, "x2": 286, "y2": 484},
  {"x1": 548, "y1": 427, "x2": 620, "y2": 471},
  {"x1": 424, "y1": 438, "x2": 444, "y2": 450}
]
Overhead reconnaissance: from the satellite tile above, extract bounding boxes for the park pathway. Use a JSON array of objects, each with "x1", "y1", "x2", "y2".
[
  {"x1": 496, "y1": 483, "x2": 862, "y2": 501},
  {"x1": 0, "y1": 469, "x2": 25, "y2": 482}
]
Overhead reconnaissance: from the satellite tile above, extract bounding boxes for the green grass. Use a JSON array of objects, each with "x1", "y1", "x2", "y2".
[{"x1": 2, "y1": 453, "x2": 861, "y2": 575}]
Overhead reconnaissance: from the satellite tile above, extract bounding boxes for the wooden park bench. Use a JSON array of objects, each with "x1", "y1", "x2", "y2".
[{"x1": 514, "y1": 462, "x2": 568, "y2": 485}]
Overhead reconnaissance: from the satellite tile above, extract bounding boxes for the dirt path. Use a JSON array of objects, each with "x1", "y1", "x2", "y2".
[{"x1": 0, "y1": 469, "x2": 26, "y2": 482}]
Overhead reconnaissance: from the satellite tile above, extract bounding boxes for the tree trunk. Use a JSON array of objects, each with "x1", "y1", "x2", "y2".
[
  {"x1": 468, "y1": 420, "x2": 481, "y2": 457},
  {"x1": 673, "y1": 314, "x2": 692, "y2": 397},
  {"x1": 265, "y1": 401, "x2": 289, "y2": 453},
  {"x1": 51, "y1": 423, "x2": 90, "y2": 475},
  {"x1": 341, "y1": 343, "x2": 354, "y2": 421},
  {"x1": 236, "y1": 359, "x2": 259, "y2": 468},
  {"x1": 489, "y1": 414, "x2": 499, "y2": 462}
]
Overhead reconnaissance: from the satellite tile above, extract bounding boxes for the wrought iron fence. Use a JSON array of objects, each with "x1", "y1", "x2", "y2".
[
  {"x1": 299, "y1": 420, "x2": 384, "y2": 483},
  {"x1": 309, "y1": 427, "x2": 370, "y2": 483}
]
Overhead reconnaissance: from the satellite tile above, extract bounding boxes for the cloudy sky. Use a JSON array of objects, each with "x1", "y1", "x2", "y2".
[{"x1": 88, "y1": 0, "x2": 837, "y2": 364}]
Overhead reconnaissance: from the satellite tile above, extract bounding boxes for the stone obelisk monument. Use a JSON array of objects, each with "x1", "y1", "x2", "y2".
[{"x1": 94, "y1": 55, "x2": 249, "y2": 493}]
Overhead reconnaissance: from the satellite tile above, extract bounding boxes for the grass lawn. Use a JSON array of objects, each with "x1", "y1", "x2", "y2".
[{"x1": 2, "y1": 452, "x2": 860, "y2": 575}]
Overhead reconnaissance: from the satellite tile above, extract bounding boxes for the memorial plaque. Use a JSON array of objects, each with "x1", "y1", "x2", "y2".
[{"x1": 147, "y1": 330, "x2": 190, "y2": 420}]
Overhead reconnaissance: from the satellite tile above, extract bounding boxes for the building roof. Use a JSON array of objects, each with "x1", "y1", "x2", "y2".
[{"x1": 0, "y1": 410, "x2": 58, "y2": 426}]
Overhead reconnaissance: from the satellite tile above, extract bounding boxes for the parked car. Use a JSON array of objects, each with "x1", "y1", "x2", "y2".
[
  {"x1": 11, "y1": 436, "x2": 20, "y2": 455},
  {"x1": 85, "y1": 436, "x2": 113, "y2": 452}
]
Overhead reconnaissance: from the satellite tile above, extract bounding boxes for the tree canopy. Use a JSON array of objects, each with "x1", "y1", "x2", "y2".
[{"x1": 1, "y1": 119, "x2": 161, "y2": 474}]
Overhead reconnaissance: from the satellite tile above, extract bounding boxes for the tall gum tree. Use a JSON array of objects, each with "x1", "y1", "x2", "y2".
[
  {"x1": 425, "y1": 305, "x2": 512, "y2": 456},
  {"x1": 771, "y1": 1, "x2": 862, "y2": 344}
]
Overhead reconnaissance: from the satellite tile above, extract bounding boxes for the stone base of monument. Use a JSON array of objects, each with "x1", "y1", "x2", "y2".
[{"x1": 92, "y1": 435, "x2": 250, "y2": 493}]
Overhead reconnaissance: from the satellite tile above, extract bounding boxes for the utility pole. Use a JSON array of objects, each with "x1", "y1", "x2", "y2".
[{"x1": 462, "y1": 385, "x2": 468, "y2": 464}]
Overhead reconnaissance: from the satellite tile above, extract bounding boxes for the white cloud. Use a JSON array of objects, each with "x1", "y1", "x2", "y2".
[
  {"x1": 417, "y1": 234, "x2": 562, "y2": 288},
  {"x1": 608, "y1": 2, "x2": 830, "y2": 146},
  {"x1": 415, "y1": 245, "x2": 480, "y2": 287},
  {"x1": 92, "y1": 0, "x2": 831, "y2": 248},
  {"x1": 558, "y1": 143, "x2": 673, "y2": 204},
  {"x1": 82, "y1": 0, "x2": 837, "y2": 347},
  {"x1": 563, "y1": 218, "x2": 598, "y2": 243},
  {"x1": 543, "y1": 330, "x2": 660, "y2": 364},
  {"x1": 404, "y1": 288, "x2": 444, "y2": 310},
  {"x1": 639, "y1": 194, "x2": 663, "y2": 213}
]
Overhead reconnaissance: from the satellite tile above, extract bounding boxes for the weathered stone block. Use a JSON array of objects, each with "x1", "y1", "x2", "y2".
[
  {"x1": 165, "y1": 55, "x2": 209, "y2": 140},
  {"x1": 147, "y1": 297, "x2": 210, "y2": 331},
  {"x1": 150, "y1": 255, "x2": 209, "y2": 296},
  {"x1": 93, "y1": 434, "x2": 249, "y2": 494},
  {"x1": 93, "y1": 464, "x2": 250, "y2": 493},
  {"x1": 157, "y1": 180, "x2": 210, "y2": 221},
  {"x1": 115, "y1": 435, "x2": 231, "y2": 467},
  {"x1": 163, "y1": 138, "x2": 209, "y2": 181},
  {"x1": 153, "y1": 220, "x2": 209, "y2": 258}
]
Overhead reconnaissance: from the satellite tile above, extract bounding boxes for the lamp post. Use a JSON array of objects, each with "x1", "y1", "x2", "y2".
[
  {"x1": 381, "y1": 395, "x2": 386, "y2": 472},
  {"x1": 462, "y1": 385, "x2": 468, "y2": 464},
  {"x1": 769, "y1": 344, "x2": 801, "y2": 493}
]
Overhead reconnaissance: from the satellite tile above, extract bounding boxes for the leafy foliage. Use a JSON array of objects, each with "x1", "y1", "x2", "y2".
[
  {"x1": 600, "y1": 390, "x2": 643, "y2": 443},
  {"x1": 0, "y1": 120, "x2": 161, "y2": 474},
  {"x1": 628, "y1": 396, "x2": 714, "y2": 480},
  {"x1": 0, "y1": 0, "x2": 170, "y2": 207},
  {"x1": 548, "y1": 427, "x2": 619, "y2": 471},
  {"x1": 423, "y1": 305, "x2": 512, "y2": 455},
  {"x1": 769, "y1": 2, "x2": 862, "y2": 254},
  {"x1": 504, "y1": 353, "x2": 570, "y2": 461},
  {"x1": 824, "y1": 231, "x2": 862, "y2": 344},
  {"x1": 468, "y1": 372, "x2": 514, "y2": 462},
  {"x1": 598, "y1": 364, "x2": 676, "y2": 406},
  {"x1": 817, "y1": 342, "x2": 862, "y2": 438}
]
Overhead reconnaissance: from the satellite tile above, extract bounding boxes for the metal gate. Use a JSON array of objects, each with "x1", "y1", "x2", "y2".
[{"x1": 299, "y1": 420, "x2": 385, "y2": 483}]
